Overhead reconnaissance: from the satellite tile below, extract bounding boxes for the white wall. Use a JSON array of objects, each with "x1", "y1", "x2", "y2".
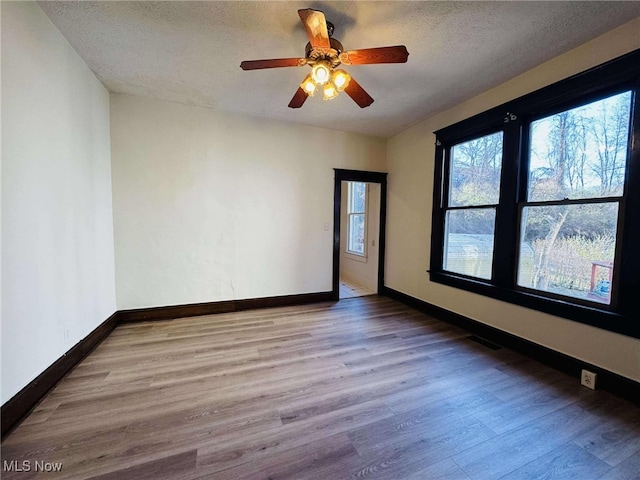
[
  {"x1": 340, "y1": 182, "x2": 380, "y2": 292},
  {"x1": 385, "y1": 18, "x2": 640, "y2": 382},
  {"x1": 110, "y1": 94, "x2": 386, "y2": 310},
  {"x1": 1, "y1": 2, "x2": 116, "y2": 403}
]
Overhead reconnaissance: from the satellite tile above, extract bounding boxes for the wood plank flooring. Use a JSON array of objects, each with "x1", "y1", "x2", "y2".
[{"x1": 2, "y1": 296, "x2": 640, "y2": 479}]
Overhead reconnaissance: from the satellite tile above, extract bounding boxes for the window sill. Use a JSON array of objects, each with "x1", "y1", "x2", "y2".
[
  {"x1": 345, "y1": 252, "x2": 368, "y2": 263},
  {"x1": 428, "y1": 270, "x2": 639, "y2": 339}
]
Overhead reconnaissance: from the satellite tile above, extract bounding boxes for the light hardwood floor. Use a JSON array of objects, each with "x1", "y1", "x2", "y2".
[
  {"x1": 2, "y1": 296, "x2": 639, "y2": 479},
  {"x1": 339, "y1": 278, "x2": 375, "y2": 299}
]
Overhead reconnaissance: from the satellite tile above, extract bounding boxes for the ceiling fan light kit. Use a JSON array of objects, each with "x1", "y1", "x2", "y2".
[
  {"x1": 311, "y1": 61, "x2": 332, "y2": 85},
  {"x1": 303, "y1": 63, "x2": 350, "y2": 101},
  {"x1": 323, "y1": 82, "x2": 338, "y2": 101},
  {"x1": 300, "y1": 74, "x2": 317, "y2": 96},
  {"x1": 240, "y1": 8, "x2": 409, "y2": 109},
  {"x1": 332, "y1": 70, "x2": 351, "y2": 92}
]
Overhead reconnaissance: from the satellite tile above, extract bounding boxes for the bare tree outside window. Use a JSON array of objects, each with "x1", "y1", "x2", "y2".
[
  {"x1": 517, "y1": 91, "x2": 631, "y2": 304},
  {"x1": 443, "y1": 132, "x2": 503, "y2": 279}
]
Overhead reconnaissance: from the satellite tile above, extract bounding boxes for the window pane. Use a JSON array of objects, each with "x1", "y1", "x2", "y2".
[
  {"x1": 443, "y1": 208, "x2": 496, "y2": 279},
  {"x1": 528, "y1": 91, "x2": 631, "y2": 202},
  {"x1": 349, "y1": 182, "x2": 366, "y2": 213},
  {"x1": 449, "y1": 132, "x2": 503, "y2": 207},
  {"x1": 348, "y1": 214, "x2": 365, "y2": 254},
  {"x1": 517, "y1": 203, "x2": 618, "y2": 304}
]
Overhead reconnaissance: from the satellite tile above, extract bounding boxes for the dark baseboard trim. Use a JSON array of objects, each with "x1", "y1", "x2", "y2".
[
  {"x1": 7, "y1": 286, "x2": 635, "y2": 440},
  {"x1": 381, "y1": 286, "x2": 640, "y2": 405},
  {"x1": 1, "y1": 312, "x2": 118, "y2": 439},
  {"x1": 1, "y1": 291, "x2": 334, "y2": 439},
  {"x1": 117, "y1": 291, "x2": 334, "y2": 323},
  {"x1": 235, "y1": 291, "x2": 333, "y2": 311}
]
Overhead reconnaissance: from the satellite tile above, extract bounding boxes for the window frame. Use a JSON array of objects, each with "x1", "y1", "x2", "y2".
[
  {"x1": 441, "y1": 131, "x2": 504, "y2": 280},
  {"x1": 346, "y1": 181, "x2": 368, "y2": 257},
  {"x1": 429, "y1": 49, "x2": 640, "y2": 339}
]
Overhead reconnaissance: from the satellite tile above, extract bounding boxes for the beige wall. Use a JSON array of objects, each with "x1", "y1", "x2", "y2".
[
  {"x1": 1, "y1": 2, "x2": 116, "y2": 402},
  {"x1": 110, "y1": 94, "x2": 386, "y2": 309},
  {"x1": 385, "y1": 18, "x2": 640, "y2": 382},
  {"x1": 2, "y1": 3, "x2": 638, "y2": 408}
]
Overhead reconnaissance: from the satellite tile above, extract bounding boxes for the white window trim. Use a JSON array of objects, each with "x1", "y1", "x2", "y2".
[{"x1": 346, "y1": 182, "x2": 368, "y2": 258}]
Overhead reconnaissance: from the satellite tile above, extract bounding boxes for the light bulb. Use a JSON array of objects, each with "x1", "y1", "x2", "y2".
[
  {"x1": 300, "y1": 75, "x2": 316, "y2": 96},
  {"x1": 332, "y1": 70, "x2": 351, "y2": 92},
  {"x1": 311, "y1": 61, "x2": 331, "y2": 86},
  {"x1": 323, "y1": 82, "x2": 338, "y2": 101}
]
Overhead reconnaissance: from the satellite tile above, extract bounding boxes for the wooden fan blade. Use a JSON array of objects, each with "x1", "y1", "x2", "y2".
[
  {"x1": 288, "y1": 87, "x2": 309, "y2": 108},
  {"x1": 344, "y1": 77, "x2": 374, "y2": 108},
  {"x1": 340, "y1": 46, "x2": 409, "y2": 65},
  {"x1": 298, "y1": 9, "x2": 330, "y2": 49},
  {"x1": 240, "y1": 58, "x2": 306, "y2": 70}
]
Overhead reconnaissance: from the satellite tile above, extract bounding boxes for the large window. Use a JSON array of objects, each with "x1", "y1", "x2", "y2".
[
  {"x1": 430, "y1": 50, "x2": 640, "y2": 338},
  {"x1": 517, "y1": 91, "x2": 630, "y2": 305},
  {"x1": 444, "y1": 132, "x2": 503, "y2": 279},
  {"x1": 347, "y1": 182, "x2": 367, "y2": 256}
]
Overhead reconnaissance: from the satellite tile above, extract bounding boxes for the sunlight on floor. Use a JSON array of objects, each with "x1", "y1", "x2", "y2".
[{"x1": 339, "y1": 278, "x2": 375, "y2": 298}]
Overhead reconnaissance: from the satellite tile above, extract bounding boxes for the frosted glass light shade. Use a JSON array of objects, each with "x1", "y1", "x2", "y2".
[{"x1": 311, "y1": 61, "x2": 331, "y2": 85}]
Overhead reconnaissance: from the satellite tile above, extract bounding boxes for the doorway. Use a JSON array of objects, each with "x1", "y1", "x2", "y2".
[
  {"x1": 339, "y1": 181, "x2": 380, "y2": 298},
  {"x1": 332, "y1": 169, "x2": 387, "y2": 301}
]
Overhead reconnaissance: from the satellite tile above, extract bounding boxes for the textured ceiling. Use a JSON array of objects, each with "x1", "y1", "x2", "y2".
[{"x1": 39, "y1": 1, "x2": 640, "y2": 138}]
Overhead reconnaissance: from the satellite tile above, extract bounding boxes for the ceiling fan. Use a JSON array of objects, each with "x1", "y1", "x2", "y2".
[{"x1": 240, "y1": 8, "x2": 409, "y2": 108}]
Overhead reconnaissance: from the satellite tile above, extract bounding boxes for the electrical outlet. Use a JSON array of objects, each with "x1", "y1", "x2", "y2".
[{"x1": 581, "y1": 369, "x2": 597, "y2": 390}]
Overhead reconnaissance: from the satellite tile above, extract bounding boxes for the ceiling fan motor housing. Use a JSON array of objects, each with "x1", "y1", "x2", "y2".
[{"x1": 305, "y1": 38, "x2": 344, "y2": 68}]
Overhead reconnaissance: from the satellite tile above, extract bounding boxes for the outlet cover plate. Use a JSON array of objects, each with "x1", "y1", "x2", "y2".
[{"x1": 581, "y1": 369, "x2": 597, "y2": 390}]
